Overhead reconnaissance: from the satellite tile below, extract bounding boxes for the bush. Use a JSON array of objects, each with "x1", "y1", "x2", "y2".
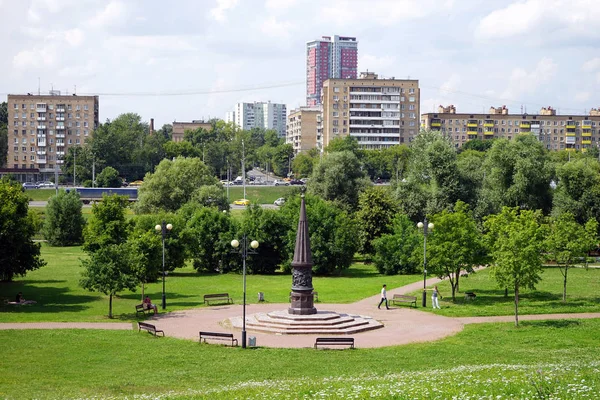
[
  {"x1": 96, "y1": 167, "x2": 122, "y2": 188},
  {"x1": 373, "y1": 214, "x2": 421, "y2": 275},
  {"x1": 43, "y1": 190, "x2": 86, "y2": 246}
]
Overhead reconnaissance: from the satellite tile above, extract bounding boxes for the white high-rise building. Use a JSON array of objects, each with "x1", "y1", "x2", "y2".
[{"x1": 228, "y1": 101, "x2": 287, "y2": 137}]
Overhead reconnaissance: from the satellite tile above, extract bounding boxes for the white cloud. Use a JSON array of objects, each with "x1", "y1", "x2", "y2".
[
  {"x1": 575, "y1": 92, "x2": 591, "y2": 103},
  {"x1": 265, "y1": 0, "x2": 297, "y2": 12},
  {"x1": 476, "y1": 0, "x2": 600, "y2": 41},
  {"x1": 321, "y1": 0, "x2": 454, "y2": 27},
  {"x1": 358, "y1": 54, "x2": 396, "y2": 73},
  {"x1": 597, "y1": 72, "x2": 600, "y2": 85},
  {"x1": 209, "y1": 0, "x2": 239, "y2": 22},
  {"x1": 64, "y1": 28, "x2": 84, "y2": 47},
  {"x1": 58, "y1": 61, "x2": 99, "y2": 79},
  {"x1": 88, "y1": 1, "x2": 127, "y2": 28},
  {"x1": 501, "y1": 57, "x2": 558, "y2": 100},
  {"x1": 582, "y1": 57, "x2": 600, "y2": 72},
  {"x1": 13, "y1": 45, "x2": 57, "y2": 69},
  {"x1": 260, "y1": 16, "x2": 293, "y2": 40}
]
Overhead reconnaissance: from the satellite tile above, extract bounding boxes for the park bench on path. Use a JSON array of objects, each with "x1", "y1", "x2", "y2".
[
  {"x1": 465, "y1": 292, "x2": 477, "y2": 301},
  {"x1": 138, "y1": 322, "x2": 164, "y2": 337},
  {"x1": 203, "y1": 293, "x2": 233, "y2": 305},
  {"x1": 314, "y1": 337, "x2": 355, "y2": 349},
  {"x1": 135, "y1": 303, "x2": 155, "y2": 316},
  {"x1": 391, "y1": 294, "x2": 417, "y2": 308},
  {"x1": 199, "y1": 331, "x2": 238, "y2": 346}
]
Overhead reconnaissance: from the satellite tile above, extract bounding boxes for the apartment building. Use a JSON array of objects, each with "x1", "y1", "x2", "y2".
[
  {"x1": 421, "y1": 105, "x2": 600, "y2": 151},
  {"x1": 306, "y1": 35, "x2": 358, "y2": 106},
  {"x1": 286, "y1": 107, "x2": 321, "y2": 154},
  {"x1": 228, "y1": 101, "x2": 287, "y2": 138},
  {"x1": 5, "y1": 93, "x2": 99, "y2": 181},
  {"x1": 172, "y1": 120, "x2": 212, "y2": 142},
  {"x1": 320, "y1": 72, "x2": 420, "y2": 150}
]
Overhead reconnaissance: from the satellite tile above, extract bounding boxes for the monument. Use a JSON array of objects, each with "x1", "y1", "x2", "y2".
[{"x1": 288, "y1": 190, "x2": 317, "y2": 315}]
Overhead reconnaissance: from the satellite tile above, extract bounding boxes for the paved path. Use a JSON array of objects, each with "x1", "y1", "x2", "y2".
[{"x1": 2, "y1": 274, "x2": 599, "y2": 348}]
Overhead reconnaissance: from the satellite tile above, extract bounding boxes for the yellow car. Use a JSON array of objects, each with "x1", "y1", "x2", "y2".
[
  {"x1": 129, "y1": 180, "x2": 144, "y2": 187},
  {"x1": 233, "y1": 199, "x2": 250, "y2": 206}
]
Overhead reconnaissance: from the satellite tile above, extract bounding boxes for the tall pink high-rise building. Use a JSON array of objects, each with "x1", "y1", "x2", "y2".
[{"x1": 306, "y1": 35, "x2": 358, "y2": 106}]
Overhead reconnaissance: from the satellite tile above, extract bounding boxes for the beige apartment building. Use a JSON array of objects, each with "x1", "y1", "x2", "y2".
[
  {"x1": 172, "y1": 120, "x2": 212, "y2": 142},
  {"x1": 320, "y1": 72, "x2": 420, "y2": 150},
  {"x1": 286, "y1": 107, "x2": 320, "y2": 154},
  {"x1": 5, "y1": 93, "x2": 99, "y2": 181},
  {"x1": 421, "y1": 105, "x2": 600, "y2": 151}
]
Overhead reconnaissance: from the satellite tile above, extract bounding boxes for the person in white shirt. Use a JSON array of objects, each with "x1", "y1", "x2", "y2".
[
  {"x1": 431, "y1": 286, "x2": 442, "y2": 309},
  {"x1": 377, "y1": 284, "x2": 390, "y2": 310}
]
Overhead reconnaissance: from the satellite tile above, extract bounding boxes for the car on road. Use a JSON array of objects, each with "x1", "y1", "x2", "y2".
[
  {"x1": 22, "y1": 182, "x2": 39, "y2": 189},
  {"x1": 129, "y1": 180, "x2": 144, "y2": 187},
  {"x1": 233, "y1": 198, "x2": 250, "y2": 206},
  {"x1": 273, "y1": 179, "x2": 289, "y2": 186},
  {"x1": 274, "y1": 197, "x2": 286, "y2": 206},
  {"x1": 289, "y1": 179, "x2": 304, "y2": 185},
  {"x1": 219, "y1": 180, "x2": 230, "y2": 186},
  {"x1": 36, "y1": 181, "x2": 55, "y2": 188}
]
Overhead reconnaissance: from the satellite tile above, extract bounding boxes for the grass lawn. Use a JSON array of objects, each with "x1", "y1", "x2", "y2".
[
  {"x1": 24, "y1": 188, "x2": 56, "y2": 201},
  {"x1": 226, "y1": 185, "x2": 298, "y2": 204},
  {"x1": 0, "y1": 245, "x2": 421, "y2": 323},
  {"x1": 416, "y1": 267, "x2": 600, "y2": 317},
  {"x1": 0, "y1": 319, "x2": 599, "y2": 399}
]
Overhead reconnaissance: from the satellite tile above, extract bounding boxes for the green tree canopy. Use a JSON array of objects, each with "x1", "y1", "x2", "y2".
[
  {"x1": 96, "y1": 166, "x2": 122, "y2": 188},
  {"x1": 373, "y1": 214, "x2": 421, "y2": 275},
  {"x1": 484, "y1": 207, "x2": 547, "y2": 326},
  {"x1": 83, "y1": 195, "x2": 130, "y2": 253},
  {"x1": 0, "y1": 179, "x2": 46, "y2": 281},
  {"x1": 355, "y1": 186, "x2": 398, "y2": 256},
  {"x1": 43, "y1": 190, "x2": 86, "y2": 246},
  {"x1": 135, "y1": 157, "x2": 218, "y2": 213},
  {"x1": 291, "y1": 149, "x2": 318, "y2": 178}
]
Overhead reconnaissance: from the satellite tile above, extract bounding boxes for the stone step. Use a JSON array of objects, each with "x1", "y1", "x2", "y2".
[
  {"x1": 243, "y1": 320, "x2": 383, "y2": 335},
  {"x1": 247, "y1": 318, "x2": 369, "y2": 331},
  {"x1": 254, "y1": 313, "x2": 356, "y2": 327}
]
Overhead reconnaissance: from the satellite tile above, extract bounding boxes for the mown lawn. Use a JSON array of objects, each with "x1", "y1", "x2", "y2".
[
  {"x1": 0, "y1": 319, "x2": 599, "y2": 399},
  {"x1": 414, "y1": 267, "x2": 600, "y2": 317},
  {"x1": 227, "y1": 185, "x2": 299, "y2": 204},
  {"x1": 0, "y1": 244, "x2": 421, "y2": 323}
]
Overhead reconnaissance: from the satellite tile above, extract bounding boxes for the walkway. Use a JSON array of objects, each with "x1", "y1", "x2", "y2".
[{"x1": 1, "y1": 275, "x2": 599, "y2": 348}]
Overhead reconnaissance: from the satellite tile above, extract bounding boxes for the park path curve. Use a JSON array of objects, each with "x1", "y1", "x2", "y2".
[{"x1": 2, "y1": 273, "x2": 600, "y2": 348}]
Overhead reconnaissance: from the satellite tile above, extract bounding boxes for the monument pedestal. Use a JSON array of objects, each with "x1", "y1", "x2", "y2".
[{"x1": 288, "y1": 291, "x2": 316, "y2": 315}]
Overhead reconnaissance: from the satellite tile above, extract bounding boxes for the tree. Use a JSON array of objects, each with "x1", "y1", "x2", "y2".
[
  {"x1": 83, "y1": 195, "x2": 130, "y2": 253},
  {"x1": 355, "y1": 186, "x2": 398, "y2": 256},
  {"x1": 427, "y1": 201, "x2": 487, "y2": 300},
  {"x1": 189, "y1": 184, "x2": 229, "y2": 211},
  {"x1": 552, "y1": 159, "x2": 600, "y2": 228},
  {"x1": 325, "y1": 136, "x2": 360, "y2": 155},
  {"x1": 373, "y1": 214, "x2": 421, "y2": 275},
  {"x1": 271, "y1": 143, "x2": 294, "y2": 177},
  {"x1": 0, "y1": 179, "x2": 46, "y2": 281},
  {"x1": 163, "y1": 141, "x2": 202, "y2": 159},
  {"x1": 182, "y1": 207, "x2": 237, "y2": 273},
  {"x1": 96, "y1": 166, "x2": 122, "y2": 188},
  {"x1": 477, "y1": 135, "x2": 552, "y2": 219},
  {"x1": 545, "y1": 213, "x2": 597, "y2": 302},
  {"x1": 456, "y1": 150, "x2": 486, "y2": 209},
  {"x1": 80, "y1": 243, "x2": 139, "y2": 318},
  {"x1": 279, "y1": 195, "x2": 359, "y2": 275},
  {"x1": 43, "y1": 190, "x2": 86, "y2": 246},
  {"x1": 238, "y1": 205, "x2": 290, "y2": 274},
  {"x1": 135, "y1": 157, "x2": 218, "y2": 213},
  {"x1": 484, "y1": 207, "x2": 547, "y2": 326},
  {"x1": 291, "y1": 149, "x2": 318, "y2": 178},
  {"x1": 461, "y1": 138, "x2": 495, "y2": 152},
  {"x1": 308, "y1": 150, "x2": 371, "y2": 211}
]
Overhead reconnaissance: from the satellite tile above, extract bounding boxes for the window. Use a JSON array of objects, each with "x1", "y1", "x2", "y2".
[
  {"x1": 332, "y1": 112, "x2": 339, "y2": 117},
  {"x1": 13, "y1": 104, "x2": 18, "y2": 109},
  {"x1": 48, "y1": 104, "x2": 53, "y2": 110},
  {"x1": 22, "y1": 104, "x2": 26, "y2": 109},
  {"x1": 84, "y1": 105, "x2": 89, "y2": 111},
  {"x1": 76, "y1": 113, "x2": 80, "y2": 118},
  {"x1": 408, "y1": 104, "x2": 415, "y2": 110},
  {"x1": 409, "y1": 113, "x2": 416, "y2": 119},
  {"x1": 68, "y1": 105, "x2": 72, "y2": 111},
  {"x1": 333, "y1": 87, "x2": 340, "y2": 93},
  {"x1": 76, "y1": 105, "x2": 81, "y2": 111},
  {"x1": 409, "y1": 88, "x2": 415, "y2": 94},
  {"x1": 30, "y1": 104, "x2": 34, "y2": 109}
]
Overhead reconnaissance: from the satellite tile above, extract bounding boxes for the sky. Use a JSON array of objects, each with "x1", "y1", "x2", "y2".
[{"x1": 1, "y1": 0, "x2": 599, "y2": 127}]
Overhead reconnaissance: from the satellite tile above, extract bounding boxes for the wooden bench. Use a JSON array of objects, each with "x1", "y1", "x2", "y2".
[
  {"x1": 138, "y1": 322, "x2": 164, "y2": 337},
  {"x1": 135, "y1": 303, "x2": 155, "y2": 316},
  {"x1": 289, "y1": 291, "x2": 319, "y2": 302},
  {"x1": 203, "y1": 293, "x2": 233, "y2": 305},
  {"x1": 465, "y1": 292, "x2": 477, "y2": 301},
  {"x1": 391, "y1": 294, "x2": 417, "y2": 308},
  {"x1": 314, "y1": 337, "x2": 354, "y2": 349},
  {"x1": 199, "y1": 331, "x2": 238, "y2": 346}
]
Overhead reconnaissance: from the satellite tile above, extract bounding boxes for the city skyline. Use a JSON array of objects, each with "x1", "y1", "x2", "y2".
[{"x1": 1, "y1": 0, "x2": 599, "y2": 127}]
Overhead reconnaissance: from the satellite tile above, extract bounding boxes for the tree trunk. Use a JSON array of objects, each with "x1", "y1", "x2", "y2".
[
  {"x1": 563, "y1": 267, "x2": 568, "y2": 303},
  {"x1": 109, "y1": 293, "x2": 113, "y2": 319},
  {"x1": 504, "y1": 287, "x2": 508, "y2": 298},
  {"x1": 514, "y1": 284, "x2": 519, "y2": 327}
]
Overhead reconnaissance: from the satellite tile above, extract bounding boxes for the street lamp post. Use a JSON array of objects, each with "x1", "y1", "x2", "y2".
[
  {"x1": 231, "y1": 236, "x2": 259, "y2": 349},
  {"x1": 417, "y1": 218, "x2": 434, "y2": 308},
  {"x1": 155, "y1": 221, "x2": 173, "y2": 310}
]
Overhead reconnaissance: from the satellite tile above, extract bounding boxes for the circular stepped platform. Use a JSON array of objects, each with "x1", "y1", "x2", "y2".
[{"x1": 229, "y1": 309, "x2": 383, "y2": 335}]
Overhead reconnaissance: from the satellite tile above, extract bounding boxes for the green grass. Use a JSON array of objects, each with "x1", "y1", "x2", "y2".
[
  {"x1": 0, "y1": 245, "x2": 421, "y2": 323},
  {"x1": 226, "y1": 185, "x2": 298, "y2": 204},
  {"x1": 24, "y1": 188, "x2": 55, "y2": 201},
  {"x1": 416, "y1": 267, "x2": 600, "y2": 317},
  {"x1": 1, "y1": 319, "x2": 599, "y2": 399}
]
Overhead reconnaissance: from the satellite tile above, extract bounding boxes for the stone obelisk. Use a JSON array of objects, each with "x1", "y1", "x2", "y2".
[{"x1": 288, "y1": 190, "x2": 316, "y2": 315}]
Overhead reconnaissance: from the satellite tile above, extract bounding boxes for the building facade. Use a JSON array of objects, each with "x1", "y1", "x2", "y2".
[
  {"x1": 286, "y1": 107, "x2": 321, "y2": 154},
  {"x1": 6, "y1": 93, "x2": 99, "y2": 180},
  {"x1": 172, "y1": 120, "x2": 212, "y2": 142},
  {"x1": 306, "y1": 35, "x2": 358, "y2": 107},
  {"x1": 320, "y1": 72, "x2": 420, "y2": 150},
  {"x1": 229, "y1": 101, "x2": 287, "y2": 138},
  {"x1": 421, "y1": 105, "x2": 600, "y2": 151}
]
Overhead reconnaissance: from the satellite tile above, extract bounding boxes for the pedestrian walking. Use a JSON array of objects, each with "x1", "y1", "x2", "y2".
[
  {"x1": 432, "y1": 285, "x2": 442, "y2": 309},
  {"x1": 377, "y1": 284, "x2": 390, "y2": 310}
]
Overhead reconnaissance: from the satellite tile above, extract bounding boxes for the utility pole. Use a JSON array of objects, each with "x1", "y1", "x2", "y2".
[
  {"x1": 73, "y1": 147, "x2": 76, "y2": 187},
  {"x1": 242, "y1": 139, "x2": 246, "y2": 200},
  {"x1": 92, "y1": 154, "x2": 95, "y2": 187}
]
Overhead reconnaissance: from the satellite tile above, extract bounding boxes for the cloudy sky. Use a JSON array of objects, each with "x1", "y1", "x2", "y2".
[{"x1": 1, "y1": 0, "x2": 599, "y2": 127}]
